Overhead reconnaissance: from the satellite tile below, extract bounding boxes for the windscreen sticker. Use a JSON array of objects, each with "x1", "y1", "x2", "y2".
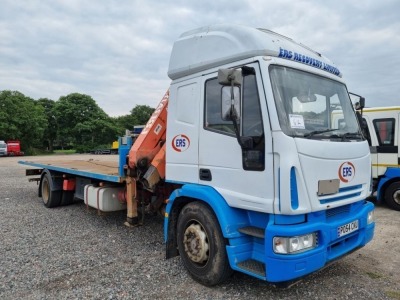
[{"x1": 289, "y1": 114, "x2": 305, "y2": 129}]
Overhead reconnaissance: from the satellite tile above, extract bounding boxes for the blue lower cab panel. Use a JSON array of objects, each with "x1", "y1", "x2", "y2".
[{"x1": 227, "y1": 200, "x2": 375, "y2": 283}]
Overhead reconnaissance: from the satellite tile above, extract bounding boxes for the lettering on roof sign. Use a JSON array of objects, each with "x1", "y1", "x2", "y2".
[{"x1": 278, "y1": 47, "x2": 341, "y2": 76}]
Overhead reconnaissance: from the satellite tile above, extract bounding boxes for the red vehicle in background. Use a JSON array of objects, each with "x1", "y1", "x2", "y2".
[{"x1": 6, "y1": 140, "x2": 24, "y2": 156}]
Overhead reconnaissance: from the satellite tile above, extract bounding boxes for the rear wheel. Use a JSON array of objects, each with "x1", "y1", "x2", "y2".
[
  {"x1": 384, "y1": 182, "x2": 400, "y2": 211},
  {"x1": 41, "y1": 173, "x2": 62, "y2": 208},
  {"x1": 177, "y1": 201, "x2": 233, "y2": 286}
]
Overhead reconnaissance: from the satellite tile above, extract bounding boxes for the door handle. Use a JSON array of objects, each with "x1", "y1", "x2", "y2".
[{"x1": 199, "y1": 169, "x2": 212, "y2": 181}]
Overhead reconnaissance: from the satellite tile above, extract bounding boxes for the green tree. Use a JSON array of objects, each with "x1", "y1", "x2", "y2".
[
  {"x1": 0, "y1": 90, "x2": 47, "y2": 152},
  {"x1": 130, "y1": 105, "x2": 154, "y2": 125},
  {"x1": 53, "y1": 93, "x2": 119, "y2": 151},
  {"x1": 114, "y1": 105, "x2": 154, "y2": 132},
  {"x1": 37, "y1": 98, "x2": 57, "y2": 151},
  {"x1": 114, "y1": 114, "x2": 136, "y2": 133}
]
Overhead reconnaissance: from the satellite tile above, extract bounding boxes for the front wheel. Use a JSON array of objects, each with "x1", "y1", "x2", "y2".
[
  {"x1": 384, "y1": 182, "x2": 400, "y2": 211},
  {"x1": 177, "y1": 201, "x2": 233, "y2": 286}
]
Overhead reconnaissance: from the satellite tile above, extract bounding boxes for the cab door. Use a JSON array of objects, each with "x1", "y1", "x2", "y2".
[{"x1": 198, "y1": 62, "x2": 274, "y2": 213}]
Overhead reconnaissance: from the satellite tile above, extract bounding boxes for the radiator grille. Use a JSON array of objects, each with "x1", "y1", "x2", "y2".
[
  {"x1": 319, "y1": 184, "x2": 362, "y2": 204},
  {"x1": 326, "y1": 204, "x2": 350, "y2": 219}
]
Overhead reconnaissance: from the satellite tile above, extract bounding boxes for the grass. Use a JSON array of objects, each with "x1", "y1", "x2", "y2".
[
  {"x1": 365, "y1": 271, "x2": 382, "y2": 279},
  {"x1": 385, "y1": 290, "x2": 400, "y2": 299},
  {"x1": 23, "y1": 149, "x2": 78, "y2": 156},
  {"x1": 53, "y1": 149, "x2": 77, "y2": 155}
]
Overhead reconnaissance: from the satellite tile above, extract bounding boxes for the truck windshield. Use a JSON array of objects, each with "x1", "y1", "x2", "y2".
[
  {"x1": 0, "y1": 144, "x2": 6, "y2": 148},
  {"x1": 270, "y1": 65, "x2": 363, "y2": 141}
]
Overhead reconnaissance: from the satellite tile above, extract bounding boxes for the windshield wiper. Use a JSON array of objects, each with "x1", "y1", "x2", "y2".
[
  {"x1": 304, "y1": 129, "x2": 338, "y2": 138},
  {"x1": 340, "y1": 132, "x2": 363, "y2": 141}
]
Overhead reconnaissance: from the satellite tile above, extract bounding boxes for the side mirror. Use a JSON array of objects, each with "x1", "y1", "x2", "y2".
[
  {"x1": 349, "y1": 92, "x2": 366, "y2": 110},
  {"x1": 358, "y1": 97, "x2": 365, "y2": 109},
  {"x1": 218, "y1": 67, "x2": 251, "y2": 150},
  {"x1": 218, "y1": 69, "x2": 242, "y2": 86},
  {"x1": 239, "y1": 136, "x2": 254, "y2": 150},
  {"x1": 222, "y1": 86, "x2": 240, "y2": 121}
]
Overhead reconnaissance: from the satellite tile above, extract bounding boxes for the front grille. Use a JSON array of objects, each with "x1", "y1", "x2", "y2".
[
  {"x1": 319, "y1": 184, "x2": 363, "y2": 204},
  {"x1": 326, "y1": 204, "x2": 350, "y2": 219}
]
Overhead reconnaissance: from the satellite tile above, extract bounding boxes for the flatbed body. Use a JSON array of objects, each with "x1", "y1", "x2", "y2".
[{"x1": 19, "y1": 156, "x2": 124, "y2": 183}]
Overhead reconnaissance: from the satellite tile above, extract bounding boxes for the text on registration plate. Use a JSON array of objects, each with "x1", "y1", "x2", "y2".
[{"x1": 337, "y1": 220, "x2": 359, "y2": 238}]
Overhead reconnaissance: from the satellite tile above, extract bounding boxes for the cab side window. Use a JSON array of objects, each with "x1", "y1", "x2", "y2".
[
  {"x1": 204, "y1": 68, "x2": 265, "y2": 171},
  {"x1": 241, "y1": 72, "x2": 265, "y2": 171},
  {"x1": 204, "y1": 78, "x2": 235, "y2": 135},
  {"x1": 373, "y1": 118, "x2": 395, "y2": 146},
  {"x1": 204, "y1": 74, "x2": 264, "y2": 138},
  {"x1": 242, "y1": 74, "x2": 263, "y2": 137}
]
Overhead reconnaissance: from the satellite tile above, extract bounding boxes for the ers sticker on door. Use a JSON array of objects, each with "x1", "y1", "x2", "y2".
[
  {"x1": 338, "y1": 162, "x2": 355, "y2": 183},
  {"x1": 172, "y1": 134, "x2": 190, "y2": 152}
]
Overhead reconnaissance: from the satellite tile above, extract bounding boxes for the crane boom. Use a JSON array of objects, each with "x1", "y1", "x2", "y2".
[{"x1": 128, "y1": 90, "x2": 169, "y2": 190}]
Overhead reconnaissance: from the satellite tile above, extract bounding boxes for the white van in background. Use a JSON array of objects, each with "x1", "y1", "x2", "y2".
[{"x1": 0, "y1": 140, "x2": 7, "y2": 156}]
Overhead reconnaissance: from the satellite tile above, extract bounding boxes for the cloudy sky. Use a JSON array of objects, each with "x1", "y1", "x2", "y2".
[{"x1": 1, "y1": 0, "x2": 399, "y2": 116}]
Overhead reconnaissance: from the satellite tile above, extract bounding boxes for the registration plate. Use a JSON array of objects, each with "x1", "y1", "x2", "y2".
[{"x1": 337, "y1": 220, "x2": 359, "y2": 238}]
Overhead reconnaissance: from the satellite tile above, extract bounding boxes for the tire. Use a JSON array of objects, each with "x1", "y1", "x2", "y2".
[
  {"x1": 177, "y1": 201, "x2": 233, "y2": 286},
  {"x1": 384, "y1": 182, "x2": 400, "y2": 211},
  {"x1": 41, "y1": 173, "x2": 62, "y2": 208}
]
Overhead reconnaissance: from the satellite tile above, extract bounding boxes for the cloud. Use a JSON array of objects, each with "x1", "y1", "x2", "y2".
[{"x1": 0, "y1": 0, "x2": 399, "y2": 116}]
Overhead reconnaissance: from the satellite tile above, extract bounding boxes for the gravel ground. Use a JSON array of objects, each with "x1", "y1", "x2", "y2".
[{"x1": 1, "y1": 155, "x2": 399, "y2": 300}]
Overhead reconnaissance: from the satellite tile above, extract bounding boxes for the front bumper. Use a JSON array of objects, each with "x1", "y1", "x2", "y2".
[{"x1": 264, "y1": 201, "x2": 375, "y2": 282}]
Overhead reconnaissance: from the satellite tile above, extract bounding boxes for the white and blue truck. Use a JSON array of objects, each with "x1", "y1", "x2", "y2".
[{"x1": 20, "y1": 24, "x2": 375, "y2": 286}]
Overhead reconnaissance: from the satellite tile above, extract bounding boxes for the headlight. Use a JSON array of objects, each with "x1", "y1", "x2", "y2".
[
  {"x1": 273, "y1": 233, "x2": 317, "y2": 254},
  {"x1": 367, "y1": 210, "x2": 374, "y2": 225}
]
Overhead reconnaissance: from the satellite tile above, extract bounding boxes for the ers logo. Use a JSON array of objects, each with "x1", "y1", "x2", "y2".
[
  {"x1": 172, "y1": 134, "x2": 190, "y2": 152},
  {"x1": 338, "y1": 162, "x2": 355, "y2": 183}
]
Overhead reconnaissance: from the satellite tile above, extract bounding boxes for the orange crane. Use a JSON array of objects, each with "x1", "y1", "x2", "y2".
[{"x1": 124, "y1": 90, "x2": 169, "y2": 225}]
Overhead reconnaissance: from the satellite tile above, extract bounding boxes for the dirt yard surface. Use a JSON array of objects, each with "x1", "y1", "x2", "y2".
[{"x1": 1, "y1": 154, "x2": 399, "y2": 299}]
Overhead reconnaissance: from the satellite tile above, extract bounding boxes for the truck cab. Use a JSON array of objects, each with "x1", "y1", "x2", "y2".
[{"x1": 163, "y1": 24, "x2": 375, "y2": 284}]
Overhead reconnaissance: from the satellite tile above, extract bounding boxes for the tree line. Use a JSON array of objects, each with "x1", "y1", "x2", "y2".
[{"x1": 0, "y1": 90, "x2": 154, "y2": 154}]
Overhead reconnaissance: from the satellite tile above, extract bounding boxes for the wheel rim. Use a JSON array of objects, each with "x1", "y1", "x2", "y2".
[
  {"x1": 393, "y1": 190, "x2": 400, "y2": 205},
  {"x1": 183, "y1": 222, "x2": 209, "y2": 265},
  {"x1": 42, "y1": 177, "x2": 50, "y2": 204}
]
